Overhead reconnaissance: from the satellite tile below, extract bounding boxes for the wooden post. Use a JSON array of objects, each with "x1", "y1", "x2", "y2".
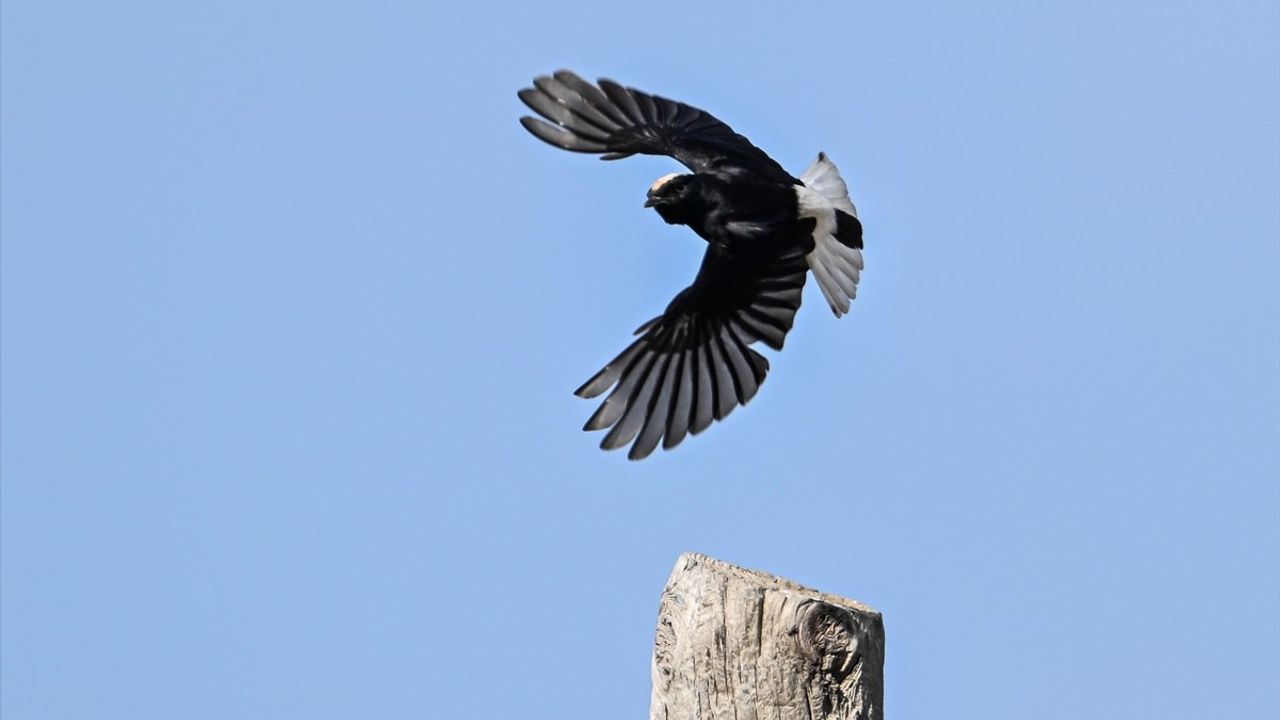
[{"x1": 650, "y1": 552, "x2": 885, "y2": 720}]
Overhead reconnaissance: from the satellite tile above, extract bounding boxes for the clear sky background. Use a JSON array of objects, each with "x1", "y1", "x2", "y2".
[{"x1": 3, "y1": 1, "x2": 1277, "y2": 718}]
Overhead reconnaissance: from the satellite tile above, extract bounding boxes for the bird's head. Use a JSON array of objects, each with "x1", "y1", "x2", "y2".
[{"x1": 644, "y1": 173, "x2": 700, "y2": 224}]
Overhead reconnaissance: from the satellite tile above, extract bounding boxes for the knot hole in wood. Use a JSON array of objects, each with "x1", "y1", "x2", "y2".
[{"x1": 796, "y1": 599, "x2": 862, "y2": 682}]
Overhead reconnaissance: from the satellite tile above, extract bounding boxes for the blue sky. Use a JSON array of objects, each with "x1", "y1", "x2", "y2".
[{"x1": 3, "y1": 1, "x2": 1277, "y2": 717}]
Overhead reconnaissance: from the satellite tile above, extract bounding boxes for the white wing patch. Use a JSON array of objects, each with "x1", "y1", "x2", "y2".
[{"x1": 797, "y1": 152, "x2": 863, "y2": 317}]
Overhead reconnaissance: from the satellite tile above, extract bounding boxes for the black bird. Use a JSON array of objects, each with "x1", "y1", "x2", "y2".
[{"x1": 519, "y1": 71, "x2": 863, "y2": 460}]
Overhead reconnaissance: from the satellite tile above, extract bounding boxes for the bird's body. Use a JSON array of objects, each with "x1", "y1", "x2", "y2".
[
  {"x1": 654, "y1": 174, "x2": 801, "y2": 246},
  {"x1": 519, "y1": 71, "x2": 864, "y2": 459}
]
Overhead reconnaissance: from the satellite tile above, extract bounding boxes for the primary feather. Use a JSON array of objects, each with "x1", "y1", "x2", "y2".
[{"x1": 520, "y1": 71, "x2": 794, "y2": 182}]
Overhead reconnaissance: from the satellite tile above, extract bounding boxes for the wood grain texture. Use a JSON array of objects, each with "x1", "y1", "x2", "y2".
[{"x1": 650, "y1": 553, "x2": 884, "y2": 720}]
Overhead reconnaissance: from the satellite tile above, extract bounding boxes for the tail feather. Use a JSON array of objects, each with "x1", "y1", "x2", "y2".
[
  {"x1": 797, "y1": 153, "x2": 863, "y2": 317},
  {"x1": 800, "y1": 152, "x2": 858, "y2": 217}
]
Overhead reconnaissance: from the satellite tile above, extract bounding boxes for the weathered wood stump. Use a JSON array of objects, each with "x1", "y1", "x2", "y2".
[{"x1": 650, "y1": 553, "x2": 885, "y2": 720}]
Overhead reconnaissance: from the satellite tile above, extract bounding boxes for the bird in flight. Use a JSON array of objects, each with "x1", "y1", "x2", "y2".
[{"x1": 519, "y1": 71, "x2": 863, "y2": 460}]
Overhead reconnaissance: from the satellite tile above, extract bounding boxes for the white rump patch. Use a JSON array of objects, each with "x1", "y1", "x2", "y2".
[
  {"x1": 797, "y1": 152, "x2": 862, "y2": 317},
  {"x1": 649, "y1": 173, "x2": 681, "y2": 194}
]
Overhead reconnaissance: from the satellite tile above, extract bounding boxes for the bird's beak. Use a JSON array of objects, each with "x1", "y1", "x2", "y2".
[{"x1": 643, "y1": 196, "x2": 658, "y2": 208}]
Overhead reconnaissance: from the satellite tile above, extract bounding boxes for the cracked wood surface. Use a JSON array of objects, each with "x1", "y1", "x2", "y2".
[{"x1": 650, "y1": 553, "x2": 884, "y2": 720}]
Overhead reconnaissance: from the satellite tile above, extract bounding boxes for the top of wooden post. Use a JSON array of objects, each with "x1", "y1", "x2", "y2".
[{"x1": 651, "y1": 552, "x2": 885, "y2": 720}]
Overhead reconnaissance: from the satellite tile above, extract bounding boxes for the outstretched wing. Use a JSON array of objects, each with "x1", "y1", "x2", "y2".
[
  {"x1": 519, "y1": 70, "x2": 795, "y2": 184},
  {"x1": 575, "y1": 245, "x2": 808, "y2": 460}
]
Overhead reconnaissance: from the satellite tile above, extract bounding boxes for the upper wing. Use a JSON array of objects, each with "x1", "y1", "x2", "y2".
[
  {"x1": 574, "y1": 244, "x2": 808, "y2": 460},
  {"x1": 519, "y1": 70, "x2": 795, "y2": 184}
]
